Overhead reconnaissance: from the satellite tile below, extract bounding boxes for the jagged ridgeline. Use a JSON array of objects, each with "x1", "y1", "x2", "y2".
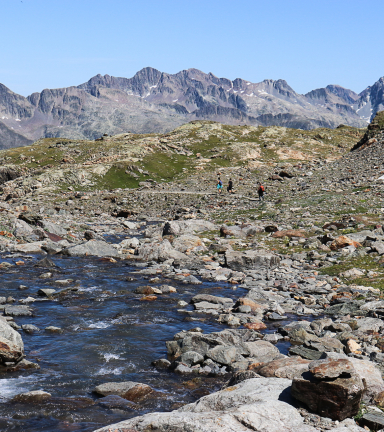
[
  {"x1": 0, "y1": 120, "x2": 365, "y2": 194},
  {"x1": 0, "y1": 68, "x2": 384, "y2": 149}
]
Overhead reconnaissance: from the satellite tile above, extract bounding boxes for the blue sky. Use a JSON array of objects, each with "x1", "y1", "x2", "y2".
[{"x1": 1, "y1": 0, "x2": 383, "y2": 96}]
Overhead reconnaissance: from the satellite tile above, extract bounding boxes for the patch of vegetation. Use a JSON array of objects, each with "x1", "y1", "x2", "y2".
[
  {"x1": 94, "y1": 165, "x2": 141, "y2": 189},
  {"x1": 319, "y1": 256, "x2": 378, "y2": 277}
]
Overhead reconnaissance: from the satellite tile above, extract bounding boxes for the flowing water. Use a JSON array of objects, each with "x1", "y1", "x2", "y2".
[{"x1": 0, "y1": 247, "x2": 256, "y2": 432}]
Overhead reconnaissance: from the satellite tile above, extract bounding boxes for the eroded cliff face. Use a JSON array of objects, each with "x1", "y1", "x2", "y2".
[{"x1": 0, "y1": 67, "x2": 383, "y2": 148}]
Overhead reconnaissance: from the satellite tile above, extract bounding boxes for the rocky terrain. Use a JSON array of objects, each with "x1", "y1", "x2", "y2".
[
  {"x1": 2, "y1": 67, "x2": 384, "y2": 147},
  {"x1": 2, "y1": 113, "x2": 384, "y2": 431}
]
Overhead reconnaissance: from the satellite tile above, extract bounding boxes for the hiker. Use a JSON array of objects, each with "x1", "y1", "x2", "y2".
[
  {"x1": 257, "y1": 182, "x2": 265, "y2": 201},
  {"x1": 217, "y1": 178, "x2": 223, "y2": 193},
  {"x1": 227, "y1": 178, "x2": 233, "y2": 193}
]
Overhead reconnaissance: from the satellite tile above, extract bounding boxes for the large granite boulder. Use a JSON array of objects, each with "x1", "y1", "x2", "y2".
[
  {"x1": 0, "y1": 318, "x2": 24, "y2": 364},
  {"x1": 93, "y1": 377, "x2": 318, "y2": 432},
  {"x1": 292, "y1": 358, "x2": 364, "y2": 421}
]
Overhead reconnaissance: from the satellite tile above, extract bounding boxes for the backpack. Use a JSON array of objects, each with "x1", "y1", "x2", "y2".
[
  {"x1": 219, "y1": 180, "x2": 223, "y2": 186},
  {"x1": 259, "y1": 185, "x2": 265, "y2": 192}
]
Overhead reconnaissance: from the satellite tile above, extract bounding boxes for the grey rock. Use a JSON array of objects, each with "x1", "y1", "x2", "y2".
[
  {"x1": 12, "y1": 390, "x2": 51, "y2": 403},
  {"x1": 191, "y1": 294, "x2": 233, "y2": 305},
  {"x1": 175, "y1": 363, "x2": 194, "y2": 374},
  {"x1": 225, "y1": 250, "x2": 280, "y2": 271},
  {"x1": 62, "y1": 240, "x2": 119, "y2": 258},
  {"x1": 4, "y1": 305, "x2": 32, "y2": 317},
  {"x1": 206, "y1": 346, "x2": 237, "y2": 366},
  {"x1": 180, "y1": 351, "x2": 204, "y2": 366},
  {"x1": 40, "y1": 220, "x2": 67, "y2": 237},
  {"x1": 0, "y1": 318, "x2": 24, "y2": 363},
  {"x1": 37, "y1": 288, "x2": 56, "y2": 297},
  {"x1": 45, "y1": 326, "x2": 63, "y2": 333},
  {"x1": 97, "y1": 395, "x2": 136, "y2": 410},
  {"x1": 244, "y1": 340, "x2": 282, "y2": 363},
  {"x1": 94, "y1": 381, "x2": 153, "y2": 402},
  {"x1": 93, "y1": 377, "x2": 315, "y2": 432},
  {"x1": 151, "y1": 358, "x2": 171, "y2": 369},
  {"x1": 21, "y1": 324, "x2": 40, "y2": 334}
]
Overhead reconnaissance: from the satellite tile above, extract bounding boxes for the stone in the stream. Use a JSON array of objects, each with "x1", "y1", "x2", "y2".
[
  {"x1": 291, "y1": 358, "x2": 364, "y2": 421},
  {"x1": 158, "y1": 285, "x2": 176, "y2": 294},
  {"x1": 4, "y1": 305, "x2": 32, "y2": 317},
  {"x1": 12, "y1": 390, "x2": 51, "y2": 403},
  {"x1": 151, "y1": 358, "x2": 171, "y2": 369},
  {"x1": 94, "y1": 381, "x2": 153, "y2": 402},
  {"x1": 0, "y1": 318, "x2": 24, "y2": 363},
  {"x1": 243, "y1": 321, "x2": 267, "y2": 331},
  {"x1": 194, "y1": 301, "x2": 221, "y2": 311},
  {"x1": 45, "y1": 326, "x2": 63, "y2": 333},
  {"x1": 97, "y1": 395, "x2": 136, "y2": 410},
  {"x1": 34, "y1": 257, "x2": 57, "y2": 268},
  {"x1": 39, "y1": 272, "x2": 52, "y2": 279},
  {"x1": 18, "y1": 285, "x2": 28, "y2": 290},
  {"x1": 225, "y1": 249, "x2": 280, "y2": 271},
  {"x1": 191, "y1": 294, "x2": 233, "y2": 306},
  {"x1": 62, "y1": 240, "x2": 119, "y2": 258},
  {"x1": 174, "y1": 364, "x2": 194, "y2": 374},
  {"x1": 14, "y1": 241, "x2": 47, "y2": 254},
  {"x1": 21, "y1": 324, "x2": 40, "y2": 334},
  {"x1": 37, "y1": 288, "x2": 56, "y2": 297},
  {"x1": 42, "y1": 241, "x2": 66, "y2": 254},
  {"x1": 54, "y1": 279, "x2": 73, "y2": 285},
  {"x1": 134, "y1": 286, "x2": 159, "y2": 295},
  {"x1": 182, "y1": 275, "x2": 201, "y2": 285}
]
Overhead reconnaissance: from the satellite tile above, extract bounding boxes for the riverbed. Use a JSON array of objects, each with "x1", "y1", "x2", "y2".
[{"x1": 0, "y1": 250, "x2": 255, "y2": 432}]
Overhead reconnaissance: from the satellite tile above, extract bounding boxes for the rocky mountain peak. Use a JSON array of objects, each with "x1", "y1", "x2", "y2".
[
  {"x1": 2, "y1": 67, "x2": 384, "y2": 149},
  {"x1": 326, "y1": 85, "x2": 358, "y2": 104}
]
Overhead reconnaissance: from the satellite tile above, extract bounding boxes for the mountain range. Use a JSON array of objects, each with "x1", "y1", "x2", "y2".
[{"x1": 0, "y1": 67, "x2": 383, "y2": 149}]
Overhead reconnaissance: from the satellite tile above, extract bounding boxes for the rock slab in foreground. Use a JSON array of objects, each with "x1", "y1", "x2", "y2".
[{"x1": 93, "y1": 377, "x2": 365, "y2": 432}]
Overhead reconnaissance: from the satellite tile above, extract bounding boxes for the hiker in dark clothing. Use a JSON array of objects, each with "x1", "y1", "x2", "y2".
[
  {"x1": 227, "y1": 178, "x2": 233, "y2": 193},
  {"x1": 257, "y1": 182, "x2": 265, "y2": 201}
]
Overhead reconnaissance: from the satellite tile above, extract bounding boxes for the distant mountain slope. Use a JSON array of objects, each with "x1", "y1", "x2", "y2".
[{"x1": 0, "y1": 67, "x2": 382, "y2": 148}]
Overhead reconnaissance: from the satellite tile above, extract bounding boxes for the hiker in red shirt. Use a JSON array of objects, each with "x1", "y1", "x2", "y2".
[{"x1": 258, "y1": 182, "x2": 265, "y2": 201}]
